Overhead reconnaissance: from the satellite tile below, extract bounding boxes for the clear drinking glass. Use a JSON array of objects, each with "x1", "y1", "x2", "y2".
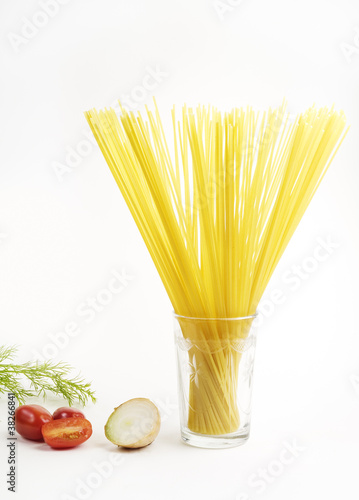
[{"x1": 174, "y1": 313, "x2": 257, "y2": 449}]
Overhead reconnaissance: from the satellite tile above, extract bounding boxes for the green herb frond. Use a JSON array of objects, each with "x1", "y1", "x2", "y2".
[
  {"x1": 0, "y1": 345, "x2": 18, "y2": 363},
  {"x1": 0, "y1": 347, "x2": 96, "y2": 406}
]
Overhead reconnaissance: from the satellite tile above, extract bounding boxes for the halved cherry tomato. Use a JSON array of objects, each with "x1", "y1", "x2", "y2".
[
  {"x1": 15, "y1": 405, "x2": 53, "y2": 441},
  {"x1": 41, "y1": 417, "x2": 92, "y2": 449},
  {"x1": 53, "y1": 407, "x2": 85, "y2": 420}
]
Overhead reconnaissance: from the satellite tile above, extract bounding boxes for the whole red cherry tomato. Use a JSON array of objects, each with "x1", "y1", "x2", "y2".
[
  {"x1": 53, "y1": 407, "x2": 85, "y2": 420},
  {"x1": 15, "y1": 405, "x2": 53, "y2": 441},
  {"x1": 41, "y1": 417, "x2": 92, "y2": 449}
]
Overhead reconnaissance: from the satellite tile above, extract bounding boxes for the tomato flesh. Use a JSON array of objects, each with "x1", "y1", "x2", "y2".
[
  {"x1": 15, "y1": 405, "x2": 53, "y2": 441},
  {"x1": 53, "y1": 407, "x2": 85, "y2": 420},
  {"x1": 41, "y1": 417, "x2": 92, "y2": 449}
]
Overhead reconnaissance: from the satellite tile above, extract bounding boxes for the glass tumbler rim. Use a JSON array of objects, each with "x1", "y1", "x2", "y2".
[{"x1": 173, "y1": 311, "x2": 257, "y2": 321}]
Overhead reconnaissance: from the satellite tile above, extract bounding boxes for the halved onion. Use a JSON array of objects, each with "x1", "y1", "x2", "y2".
[{"x1": 105, "y1": 398, "x2": 161, "y2": 449}]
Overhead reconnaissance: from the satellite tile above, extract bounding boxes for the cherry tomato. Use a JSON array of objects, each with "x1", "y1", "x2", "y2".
[
  {"x1": 15, "y1": 405, "x2": 53, "y2": 441},
  {"x1": 53, "y1": 407, "x2": 85, "y2": 420},
  {"x1": 41, "y1": 417, "x2": 92, "y2": 449}
]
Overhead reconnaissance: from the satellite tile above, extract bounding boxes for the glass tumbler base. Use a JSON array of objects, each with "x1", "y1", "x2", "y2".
[{"x1": 180, "y1": 427, "x2": 250, "y2": 449}]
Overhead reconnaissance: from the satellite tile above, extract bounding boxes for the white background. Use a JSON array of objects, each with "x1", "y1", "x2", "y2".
[{"x1": 1, "y1": 0, "x2": 359, "y2": 499}]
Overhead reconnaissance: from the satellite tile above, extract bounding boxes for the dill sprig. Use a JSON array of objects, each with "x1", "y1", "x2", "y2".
[{"x1": 0, "y1": 345, "x2": 96, "y2": 406}]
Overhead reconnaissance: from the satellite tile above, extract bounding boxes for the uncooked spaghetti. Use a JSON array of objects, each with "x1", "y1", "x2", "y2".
[{"x1": 85, "y1": 100, "x2": 348, "y2": 435}]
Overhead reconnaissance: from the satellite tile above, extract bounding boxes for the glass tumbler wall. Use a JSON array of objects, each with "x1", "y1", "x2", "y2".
[{"x1": 174, "y1": 314, "x2": 257, "y2": 449}]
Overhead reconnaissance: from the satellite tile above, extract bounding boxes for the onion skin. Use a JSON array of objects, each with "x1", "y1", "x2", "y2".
[{"x1": 105, "y1": 398, "x2": 161, "y2": 449}]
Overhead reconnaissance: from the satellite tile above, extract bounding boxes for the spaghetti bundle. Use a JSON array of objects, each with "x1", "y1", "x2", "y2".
[{"x1": 85, "y1": 101, "x2": 347, "y2": 435}]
